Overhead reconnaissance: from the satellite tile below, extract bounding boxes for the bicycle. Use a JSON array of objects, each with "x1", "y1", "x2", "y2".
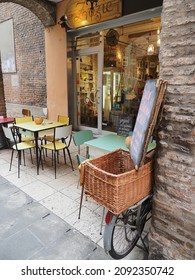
[
  {"x1": 78, "y1": 147, "x2": 156, "y2": 259},
  {"x1": 103, "y1": 194, "x2": 153, "y2": 259}
]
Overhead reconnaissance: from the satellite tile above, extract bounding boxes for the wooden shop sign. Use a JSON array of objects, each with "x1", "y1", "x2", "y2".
[{"x1": 65, "y1": 0, "x2": 122, "y2": 29}]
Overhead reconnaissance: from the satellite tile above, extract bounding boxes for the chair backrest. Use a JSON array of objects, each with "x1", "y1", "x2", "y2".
[
  {"x1": 15, "y1": 116, "x2": 34, "y2": 137},
  {"x1": 73, "y1": 130, "x2": 93, "y2": 147},
  {"x1": 15, "y1": 116, "x2": 33, "y2": 124},
  {"x1": 73, "y1": 130, "x2": 93, "y2": 157},
  {"x1": 54, "y1": 125, "x2": 72, "y2": 148},
  {"x1": 58, "y1": 115, "x2": 69, "y2": 125},
  {"x1": 2, "y1": 126, "x2": 19, "y2": 149},
  {"x1": 2, "y1": 126, "x2": 14, "y2": 142},
  {"x1": 22, "y1": 109, "x2": 31, "y2": 116},
  {"x1": 55, "y1": 124, "x2": 72, "y2": 139}
]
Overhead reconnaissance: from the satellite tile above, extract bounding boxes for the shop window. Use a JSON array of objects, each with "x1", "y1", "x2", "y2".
[{"x1": 102, "y1": 17, "x2": 161, "y2": 132}]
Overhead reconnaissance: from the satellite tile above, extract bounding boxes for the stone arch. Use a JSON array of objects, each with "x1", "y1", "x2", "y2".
[{"x1": 0, "y1": 0, "x2": 56, "y2": 27}]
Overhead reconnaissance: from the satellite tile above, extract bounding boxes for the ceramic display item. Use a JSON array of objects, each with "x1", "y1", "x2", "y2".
[{"x1": 34, "y1": 117, "x2": 43, "y2": 125}]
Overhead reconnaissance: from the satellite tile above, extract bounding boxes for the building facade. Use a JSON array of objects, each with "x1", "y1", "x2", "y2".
[
  {"x1": 0, "y1": 2, "x2": 47, "y2": 117},
  {"x1": 0, "y1": 0, "x2": 194, "y2": 259},
  {"x1": 0, "y1": 0, "x2": 68, "y2": 120}
]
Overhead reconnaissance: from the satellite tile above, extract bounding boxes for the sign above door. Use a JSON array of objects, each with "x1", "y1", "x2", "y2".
[{"x1": 65, "y1": 0, "x2": 122, "y2": 29}]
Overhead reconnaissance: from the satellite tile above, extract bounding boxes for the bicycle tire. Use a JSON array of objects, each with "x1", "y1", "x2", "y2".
[{"x1": 104, "y1": 200, "x2": 151, "y2": 259}]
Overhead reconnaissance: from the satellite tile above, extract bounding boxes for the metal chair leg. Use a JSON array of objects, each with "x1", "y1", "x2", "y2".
[
  {"x1": 38, "y1": 147, "x2": 44, "y2": 171},
  {"x1": 9, "y1": 150, "x2": 14, "y2": 171},
  {"x1": 22, "y1": 150, "x2": 25, "y2": 166},
  {"x1": 63, "y1": 149, "x2": 66, "y2": 164},
  {"x1": 18, "y1": 150, "x2": 21, "y2": 178},
  {"x1": 57, "y1": 150, "x2": 60, "y2": 164},
  {"x1": 66, "y1": 148, "x2": 74, "y2": 171},
  {"x1": 54, "y1": 151, "x2": 57, "y2": 179},
  {"x1": 30, "y1": 148, "x2": 33, "y2": 164},
  {"x1": 78, "y1": 185, "x2": 84, "y2": 219}
]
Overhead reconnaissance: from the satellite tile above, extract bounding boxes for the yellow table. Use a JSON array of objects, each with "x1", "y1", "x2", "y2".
[{"x1": 15, "y1": 119, "x2": 66, "y2": 174}]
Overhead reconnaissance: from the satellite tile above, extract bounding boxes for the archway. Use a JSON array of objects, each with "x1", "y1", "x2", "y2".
[
  {"x1": 0, "y1": 0, "x2": 56, "y2": 27},
  {"x1": 0, "y1": 0, "x2": 68, "y2": 121},
  {"x1": 0, "y1": 2, "x2": 49, "y2": 117}
]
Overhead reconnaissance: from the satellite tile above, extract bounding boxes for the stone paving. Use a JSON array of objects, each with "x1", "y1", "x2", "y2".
[{"x1": 0, "y1": 141, "x2": 148, "y2": 260}]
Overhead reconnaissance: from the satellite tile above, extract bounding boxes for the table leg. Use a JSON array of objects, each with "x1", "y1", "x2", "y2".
[{"x1": 34, "y1": 132, "x2": 39, "y2": 175}]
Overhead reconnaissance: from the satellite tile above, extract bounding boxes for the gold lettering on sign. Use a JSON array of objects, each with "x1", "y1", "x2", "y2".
[{"x1": 65, "y1": 0, "x2": 122, "y2": 29}]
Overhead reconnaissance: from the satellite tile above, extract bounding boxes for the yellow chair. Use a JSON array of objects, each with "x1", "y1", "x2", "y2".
[
  {"x1": 2, "y1": 126, "x2": 35, "y2": 178},
  {"x1": 58, "y1": 115, "x2": 69, "y2": 124},
  {"x1": 43, "y1": 115, "x2": 69, "y2": 143},
  {"x1": 14, "y1": 116, "x2": 35, "y2": 142},
  {"x1": 15, "y1": 116, "x2": 32, "y2": 124},
  {"x1": 41, "y1": 124, "x2": 74, "y2": 179}
]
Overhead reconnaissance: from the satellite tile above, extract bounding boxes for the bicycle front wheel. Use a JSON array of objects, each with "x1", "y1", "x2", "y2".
[{"x1": 104, "y1": 208, "x2": 146, "y2": 259}]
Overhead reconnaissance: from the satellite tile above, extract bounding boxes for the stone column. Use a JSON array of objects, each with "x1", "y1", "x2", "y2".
[
  {"x1": 0, "y1": 55, "x2": 7, "y2": 149},
  {"x1": 0, "y1": 55, "x2": 6, "y2": 117},
  {"x1": 148, "y1": 0, "x2": 195, "y2": 259}
]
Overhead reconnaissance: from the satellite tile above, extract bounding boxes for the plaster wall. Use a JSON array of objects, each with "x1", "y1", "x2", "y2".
[{"x1": 45, "y1": 1, "x2": 68, "y2": 120}]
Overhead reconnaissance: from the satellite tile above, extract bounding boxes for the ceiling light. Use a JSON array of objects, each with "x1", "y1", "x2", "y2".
[
  {"x1": 147, "y1": 44, "x2": 154, "y2": 55},
  {"x1": 157, "y1": 37, "x2": 160, "y2": 47}
]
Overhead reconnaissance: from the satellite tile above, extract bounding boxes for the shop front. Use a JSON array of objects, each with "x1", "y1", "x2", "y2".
[{"x1": 66, "y1": 0, "x2": 163, "y2": 134}]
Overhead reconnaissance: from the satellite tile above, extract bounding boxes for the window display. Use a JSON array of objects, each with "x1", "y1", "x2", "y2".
[{"x1": 75, "y1": 17, "x2": 161, "y2": 133}]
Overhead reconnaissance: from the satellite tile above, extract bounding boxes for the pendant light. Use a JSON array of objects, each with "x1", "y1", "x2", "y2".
[
  {"x1": 157, "y1": 29, "x2": 161, "y2": 47},
  {"x1": 147, "y1": 32, "x2": 154, "y2": 55},
  {"x1": 147, "y1": 44, "x2": 154, "y2": 55}
]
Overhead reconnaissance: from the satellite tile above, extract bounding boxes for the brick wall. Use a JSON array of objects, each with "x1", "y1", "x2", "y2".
[
  {"x1": 0, "y1": 2, "x2": 47, "y2": 117},
  {"x1": 149, "y1": 0, "x2": 195, "y2": 259},
  {"x1": 0, "y1": 0, "x2": 56, "y2": 27}
]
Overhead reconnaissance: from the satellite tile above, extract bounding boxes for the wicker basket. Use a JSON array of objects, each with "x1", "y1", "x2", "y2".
[{"x1": 82, "y1": 149, "x2": 153, "y2": 215}]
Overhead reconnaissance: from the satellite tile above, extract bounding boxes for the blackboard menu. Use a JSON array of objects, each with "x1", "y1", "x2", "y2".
[
  {"x1": 130, "y1": 80, "x2": 158, "y2": 169},
  {"x1": 117, "y1": 115, "x2": 133, "y2": 136}
]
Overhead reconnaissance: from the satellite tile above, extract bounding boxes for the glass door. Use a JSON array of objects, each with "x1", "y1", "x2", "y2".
[
  {"x1": 102, "y1": 68, "x2": 121, "y2": 132},
  {"x1": 76, "y1": 48, "x2": 103, "y2": 133}
]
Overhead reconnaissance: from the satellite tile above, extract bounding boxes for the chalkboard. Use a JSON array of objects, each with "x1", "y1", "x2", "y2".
[
  {"x1": 117, "y1": 115, "x2": 133, "y2": 136},
  {"x1": 130, "y1": 79, "x2": 166, "y2": 169}
]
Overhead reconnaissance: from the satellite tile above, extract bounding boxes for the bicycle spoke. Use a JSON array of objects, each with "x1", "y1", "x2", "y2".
[
  {"x1": 104, "y1": 195, "x2": 153, "y2": 259},
  {"x1": 111, "y1": 212, "x2": 140, "y2": 257}
]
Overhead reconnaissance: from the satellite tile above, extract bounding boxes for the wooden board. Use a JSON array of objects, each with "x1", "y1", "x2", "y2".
[
  {"x1": 65, "y1": 0, "x2": 122, "y2": 29},
  {"x1": 130, "y1": 79, "x2": 167, "y2": 169}
]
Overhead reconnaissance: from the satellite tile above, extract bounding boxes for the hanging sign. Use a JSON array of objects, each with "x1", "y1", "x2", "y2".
[
  {"x1": 65, "y1": 0, "x2": 122, "y2": 29},
  {"x1": 118, "y1": 115, "x2": 133, "y2": 137}
]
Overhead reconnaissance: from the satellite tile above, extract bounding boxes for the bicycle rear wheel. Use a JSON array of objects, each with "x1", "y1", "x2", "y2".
[{"x1": 104, "y1": 202, "x2": 149, "y2": 259}]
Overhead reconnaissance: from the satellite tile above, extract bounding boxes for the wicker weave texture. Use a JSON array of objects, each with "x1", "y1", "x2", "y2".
[{"x1": 83, "y1": 149, "x2": 153, "y2": 215}]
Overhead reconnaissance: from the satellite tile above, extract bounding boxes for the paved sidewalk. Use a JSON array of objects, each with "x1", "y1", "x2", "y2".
[
  {"x1": 0, "y1": 175, "x2": 111, "y2": 260},
  {"x1": 0, "y1": 144, "x2": 148, "y2": 260}
]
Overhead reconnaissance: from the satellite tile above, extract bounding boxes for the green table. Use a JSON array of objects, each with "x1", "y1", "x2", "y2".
[{"x1": 84, "y1": 134, "x2": 156, "y2": 157}]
